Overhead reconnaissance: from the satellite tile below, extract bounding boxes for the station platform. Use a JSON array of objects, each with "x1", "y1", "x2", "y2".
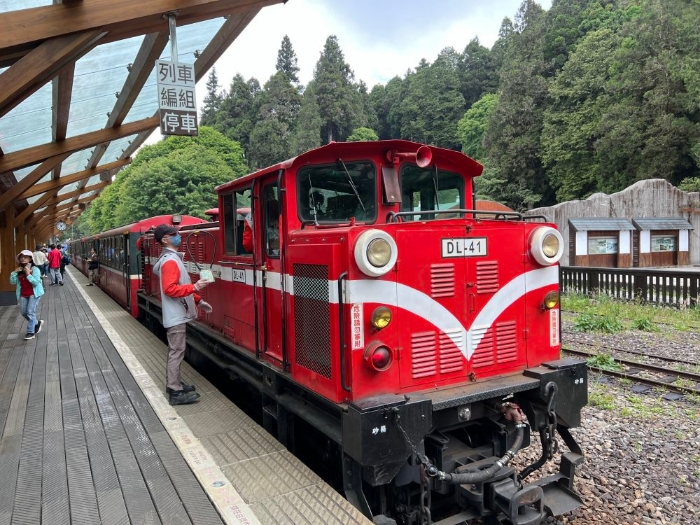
[{"x1": 0, "y1": 267, "x2": 371, "y2": 525}]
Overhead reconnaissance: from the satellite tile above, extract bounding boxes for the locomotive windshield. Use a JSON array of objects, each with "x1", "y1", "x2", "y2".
[
  {"x1": 297, "y1": 161, "x2": 376, "y2": 223},
  {"x1": 399, "y1": 164, "x2": 465, "y2": 220}
]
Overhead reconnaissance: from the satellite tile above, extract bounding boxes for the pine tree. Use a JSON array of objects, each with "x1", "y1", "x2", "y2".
[
  {"x1": 200, "y1": 67, "x2": 222, "y2": 126},
  {"x1": 310, "y1": 36, "x2": 363, "y2": 143},
  {"x1": 276, "y1": 35, "x2": 300, "y2": 85},
  {"x1": 290, "y1": 89, "x2": 322, "y2": 155},
  {"x1": 214, "y1": 74, "x2": 261, "y2": 153}
]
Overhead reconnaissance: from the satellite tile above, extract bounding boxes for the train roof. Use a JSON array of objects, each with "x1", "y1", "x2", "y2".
[
  {"x1": 215, "y1": 140, "x2": 483, "y2": 194},
  {"x1": 83, "y1": 215, "x2": 207, "y2": 239}
]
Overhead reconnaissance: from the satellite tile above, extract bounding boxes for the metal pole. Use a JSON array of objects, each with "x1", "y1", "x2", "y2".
[{"x1": 168, "y1": 13, "x2": 178, "y2": 61}]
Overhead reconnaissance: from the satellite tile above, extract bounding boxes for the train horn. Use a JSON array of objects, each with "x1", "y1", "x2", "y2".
[{"x1": 386, "y1": 146, "x2": 433, "y2": 168}]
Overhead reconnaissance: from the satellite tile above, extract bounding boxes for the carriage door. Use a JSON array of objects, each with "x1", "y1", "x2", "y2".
[
  {"x1": 260, "y1": 181, "x2": 284, "y2": 364},
  {"x1": 121, "y1": 234, "x2": 130, "y2": 309}
]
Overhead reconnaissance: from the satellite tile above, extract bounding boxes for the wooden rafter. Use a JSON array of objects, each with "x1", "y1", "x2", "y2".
[
  {"x1": 51, "y1": 64, "x2": 76, "y2": 180},
  {"x1": 0, "y1": 0, "x2": 282, "y2": 66},
  {"x1": 18, "y1": 158, "x2": 130, "y2": 201},
  {"x1": 0, "y1": 153, "x2": 71, "y2": 213},
  {"x1": 0, "y1": 29, "x2": 105, "y2": 118},
  {"x1": 29, "y1": 185, "x2": 106, "y2": 227},
  {"x1": 0, "y1": 116, "x2": 158, "y2": 174}
]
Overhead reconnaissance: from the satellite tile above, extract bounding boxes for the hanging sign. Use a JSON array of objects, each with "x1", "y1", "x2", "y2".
[{"x1": 156, "y1": 60, "x2": 198, "y2": 136}]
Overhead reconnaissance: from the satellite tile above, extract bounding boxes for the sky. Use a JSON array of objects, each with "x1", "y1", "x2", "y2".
[{"x1": 152, "y1": 0, "x2": 553, "y2": 143}]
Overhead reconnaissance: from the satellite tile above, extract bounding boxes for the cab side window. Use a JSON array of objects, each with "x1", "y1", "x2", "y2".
[
  {"x1": 263, "y1": 185, "x2": 280, "y2": 257},
  {"x1": 223, "y1": 188, "x2": 252, "y2": 256}
]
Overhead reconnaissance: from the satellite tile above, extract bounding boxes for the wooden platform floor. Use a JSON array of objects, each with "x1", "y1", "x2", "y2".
[{"x1": 1, "y1": 267, "x2": 371, "y2": 525}]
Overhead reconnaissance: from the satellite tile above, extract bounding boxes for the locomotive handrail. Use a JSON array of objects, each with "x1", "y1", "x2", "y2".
[
  {"x1": 338, "y1": 271, "x2": 351, "y2": 392},
  {"x1": 386, "y1": 209, "x2": 524, "y2": 222}
]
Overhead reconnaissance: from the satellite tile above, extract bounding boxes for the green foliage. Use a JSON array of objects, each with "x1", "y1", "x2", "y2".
[
  {"x1": 85, "y1": 127, "x2": 246, "y2": 233},
  {"x1": 679, "y1": 177, "x2": 700, "y2": 192},
  {"x1": 347, "y1": 127, "x2": 378, "y2": 142},
  {"x1": 589, "y1": 389, "x2": 616, "y2": 410},
  {"x1": 457, "y1": 93, "x2": 498, "y2": 162},
  {"x1": 276, "y1": 35, "x2": 300, "y2": 85},
  {"x1": 213, "y1": 74, "x2": 260, "y2": 153},
  {"x1": 290, "y1": 90, "x2": 322, "y2": 155},
  {"x1": 200, "y1": 67, "x2": 222, "y2": 126},
  {"x1": 586, "y1": 353, "x2": 623, "y2": 371},
  {"x1": 631, "y1": 316, "x2": 658, "y2": 332},
  {"x1": 574, "y1": 312, "x2": 624, "y2": 333},
  {"x1": 311, "y1": 35, "x2": 364, "y2": 143},
  {"x1": 458, "y1": 38, "x2": 499, "y2": 107}
]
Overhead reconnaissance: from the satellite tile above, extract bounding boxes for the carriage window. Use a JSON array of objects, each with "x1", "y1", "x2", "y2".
[
  {"x1": 223, "y1": 189, "x2": 252, "y2": 256},
  {"x1": 263, "y1": 185, "x2": 280, "y2": 257},
  {"x1": 297, "y1": 161, "x2": 376, "y2": 223},
  {"x1": 400, "y1": 165, "x2": 464, "y2": 220}
]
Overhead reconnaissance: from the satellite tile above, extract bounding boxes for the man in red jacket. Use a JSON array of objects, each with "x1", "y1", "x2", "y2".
[{"x1": 47, "y1": 244, "x2": 63, "y2": 286}]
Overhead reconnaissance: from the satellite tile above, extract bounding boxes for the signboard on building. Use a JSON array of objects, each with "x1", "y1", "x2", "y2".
[{"x1": 156, "y1": 60, "x2": 198, "y2": 136}]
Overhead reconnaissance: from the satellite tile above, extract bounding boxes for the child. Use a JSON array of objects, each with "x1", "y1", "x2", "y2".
[{"x1": 9, "y1": 249, "x2": 45, "y2": 340}]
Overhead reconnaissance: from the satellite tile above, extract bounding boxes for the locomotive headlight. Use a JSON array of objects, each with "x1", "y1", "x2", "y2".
[
  {"x1": 364, "y1": 342, "x2": 393, "y2": 371},
  {"x1": 543, "y1": 290, "x2": 560, "y2": 310},
  {"x1": 367, "y1": 238, "x2": 391, "y2": 267},
  {"x1": 371, "y1": 306, "x2": 392, "y2": 329},
  {"x1": 529, "y1": 227, "x2": 564, "y2": 266},
  {"x1": 354, "y1": 230, "x2": 398, "y2": 277}
]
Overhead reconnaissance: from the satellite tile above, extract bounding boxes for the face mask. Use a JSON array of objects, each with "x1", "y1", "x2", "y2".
[{"x1": 170, "y1": 234, "x2": 182, "y2": 248}]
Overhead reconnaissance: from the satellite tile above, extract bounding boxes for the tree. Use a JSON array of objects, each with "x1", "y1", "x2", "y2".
[
  {"x1": 347, "y1": 127, "x2": 378, "y2": 142},
  {"x1": 214, "y1": 74, "x2": 261, "y2": 154},
  {"x1": 310, "y1": 36, "x2": 363, "y2": 143},
  {"x1": 290, "y1": 89, "x2": 322, "y2": 155},
  {"x1": 276, "y1": 35, "x2": 300, "y2": 86},
  {"x1": 457, "y1": 93, "x2": 498, "y2": 162},
  {"x1": 458, "y1": 38, "x2": 499, "y2": 108},
  {"x1": 248, "y1": 71, "x2": 302, "y2": 168},
  {"x1": 114, "y1": 145, "x2": 237, "y2": 225},
  {"x1": 484, "y1": 0, "x2": 550, "y2": 210},
  {"x1": 200, "y1": 67, "x2": 222, "y2": 126}
]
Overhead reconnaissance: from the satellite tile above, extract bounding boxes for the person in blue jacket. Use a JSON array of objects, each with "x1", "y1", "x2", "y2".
[{"x1": 9, "y1": 249, "x2": 45, "y2": 340}]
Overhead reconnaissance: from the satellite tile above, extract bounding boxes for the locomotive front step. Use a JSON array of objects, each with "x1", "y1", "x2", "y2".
[{"x1": 530, "y1": 451, "x2": 584, "y2": 516}]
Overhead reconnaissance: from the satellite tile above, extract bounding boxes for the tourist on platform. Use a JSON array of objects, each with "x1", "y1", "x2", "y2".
[
  {"x1": 9, "y1": 250, "x2": 45, "y2": 340},
  {"x1": 32, "y1": 245, "x2": 48, "y2": 278},
  {"x1": 86, "y1": 248, "x2": 99, "y2": 286},
  {"x1": 152, "y1": 224, "x2": 212, "y2": 405},
  {"x1": 47, "y1": 244, "x2": 63, "y2": 286},
  {"x1": 59, "y1": 245, "x2": 70, "y2": 277}
]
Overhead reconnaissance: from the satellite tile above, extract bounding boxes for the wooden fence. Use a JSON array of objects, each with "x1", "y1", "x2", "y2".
[{"x1": 560, "y1": 267, "x2": 700, "y2": 307}]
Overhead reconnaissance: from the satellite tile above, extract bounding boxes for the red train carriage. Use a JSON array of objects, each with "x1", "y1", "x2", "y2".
[
  {"x1": 69, "y1": 215, "x2": 207, "y2": 317},
  {"x1": 138, "y1": 141, "x2": 587, "y2": 525}
]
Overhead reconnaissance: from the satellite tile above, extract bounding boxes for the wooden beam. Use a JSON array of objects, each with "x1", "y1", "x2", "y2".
[
  {"x1": 0, "y1": 115, "x2": 159, "y2": 174},
  {"x1": 16, "y1": 189, "x2": 59, "y2": 223},
  {"x1": 0, "y1": 29, "x2": 105, "y2": 118},
  {"x1": 29, "y1": 191, "x2": 100, "y2": 227},
  {"x1": 0, "y1": 0, "x2": 282, "y2": 52},
  {"x1": 87, "y1": 31, "x2": 169, "y2": 169},
  {"x1": 18, "y1": 158, "x2": 130, "y2": 200},
  {"x1": 0, "y1": 152, "x2": 71, "y2": 213},
  {"x1": 35, "y1": 180, "x2": 110, "y2": 212},
  {"x1": 51, "y1": 63, "x2": 76, "y2": 179}
]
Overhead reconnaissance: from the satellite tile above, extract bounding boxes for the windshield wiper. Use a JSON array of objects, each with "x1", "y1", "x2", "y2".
[
  {"x1": 308, "y1": 173, "x2": 319, "y2": 226},
  {"x1": 432, "y1": 165, "x2": 440, "y2": 210},
  {"x1": 338, "y1": 158, "x2": 365, "y2": 212}
]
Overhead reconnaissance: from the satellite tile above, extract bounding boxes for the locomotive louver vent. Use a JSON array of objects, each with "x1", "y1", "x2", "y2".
[
  {"x1": 293, "y1": 264, "x2": 332, "y2": 379},
  {"x1": 471, "y1": 321, "x2": 518, "y2": 368},
  {"x1": 476, "y1": 261, "x2": 499, "y2": 294},
  {"x1": 431, "y1": 263, "x2": 455, "y2": 298},
  {"x1": 411, "y1": 329, "x2": 465, "y2": 379}
]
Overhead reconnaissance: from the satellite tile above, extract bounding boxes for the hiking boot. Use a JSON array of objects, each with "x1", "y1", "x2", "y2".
[
  {"x1": 169, "y1": 390, "x2": 200, "y2": 406},
  {"x1": 59, "y1": 282, "x2": 64, "y2": 286},
  {"x1": 24, "y1": 332, "x2": 35, "y2": 340},
  {"x1": 35, "y1": 320, "x2": 44, "y2": 334},
  {"x1": 166, "y1": 383, "x2": 195, "y2": 395}
]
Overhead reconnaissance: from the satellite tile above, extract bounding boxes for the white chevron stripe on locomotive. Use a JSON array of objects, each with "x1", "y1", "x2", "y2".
[{"x1": 186, "y1": 263, "x2": 558, "y2": 361}]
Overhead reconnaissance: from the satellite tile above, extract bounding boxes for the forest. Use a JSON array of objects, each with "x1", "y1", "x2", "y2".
[{"x1": 79, "y1": 0, "x2": 700, "y2": 235}]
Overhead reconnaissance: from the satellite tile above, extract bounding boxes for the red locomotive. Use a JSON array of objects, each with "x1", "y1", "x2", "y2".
[
  {"x1": 69, "y1": 214, "x2": 207, "y2": 317},
  {"x1": 133, "y1": 140, "x2": 587, "y2": 525}
]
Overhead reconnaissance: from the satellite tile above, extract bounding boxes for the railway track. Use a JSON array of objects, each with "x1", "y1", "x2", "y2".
[
  {"x1": 560, "y1": 309, "x2": 700, "y2": 331},
  {"x1": 562, "y1": 346, "x2": 700, "y2": 397},
  {"x1": 560, "y1": 332, "x2": 700, "y2": 367}
]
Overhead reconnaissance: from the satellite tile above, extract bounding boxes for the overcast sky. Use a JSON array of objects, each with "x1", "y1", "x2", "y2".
[{"x1": 199, "y1": 0, "x2": 552, "y2": 102}]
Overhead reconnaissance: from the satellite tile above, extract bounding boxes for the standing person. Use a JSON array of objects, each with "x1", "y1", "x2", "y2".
[
  {"x1": 9, "y1": 250, "x2": 45, "y2": 340},
  {"x1": 32, "y1": 245, "x2": 48, "y2": 279},
  {"x1": 152, "y1": 224, "x2": 212, "y2": 406},
  {"x1": 47, "y1": 244, "x2": 63, "y2": 286},
  {"x1": 59, "y1": 245, "x2": 70, "y2": 278},
  {"x1": 41, "y1": 247, "x2": 49, "y2": 278},
  {"x1": 86, "y1": 248, "x2": 99, "y2": 286}
]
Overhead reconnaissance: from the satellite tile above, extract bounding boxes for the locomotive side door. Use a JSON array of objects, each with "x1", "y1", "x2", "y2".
[{"x1": 259, "y1": 181, "x2": 284, "y2": 365}]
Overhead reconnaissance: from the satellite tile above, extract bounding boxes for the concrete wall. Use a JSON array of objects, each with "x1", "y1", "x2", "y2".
[{"x1": 529, "y1": 179, "x2": 700, "y2": 267}]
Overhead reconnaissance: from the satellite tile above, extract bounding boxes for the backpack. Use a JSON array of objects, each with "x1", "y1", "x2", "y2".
[{"x1": 62, "y1": 254, "x2": 71, "y2": 266}]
